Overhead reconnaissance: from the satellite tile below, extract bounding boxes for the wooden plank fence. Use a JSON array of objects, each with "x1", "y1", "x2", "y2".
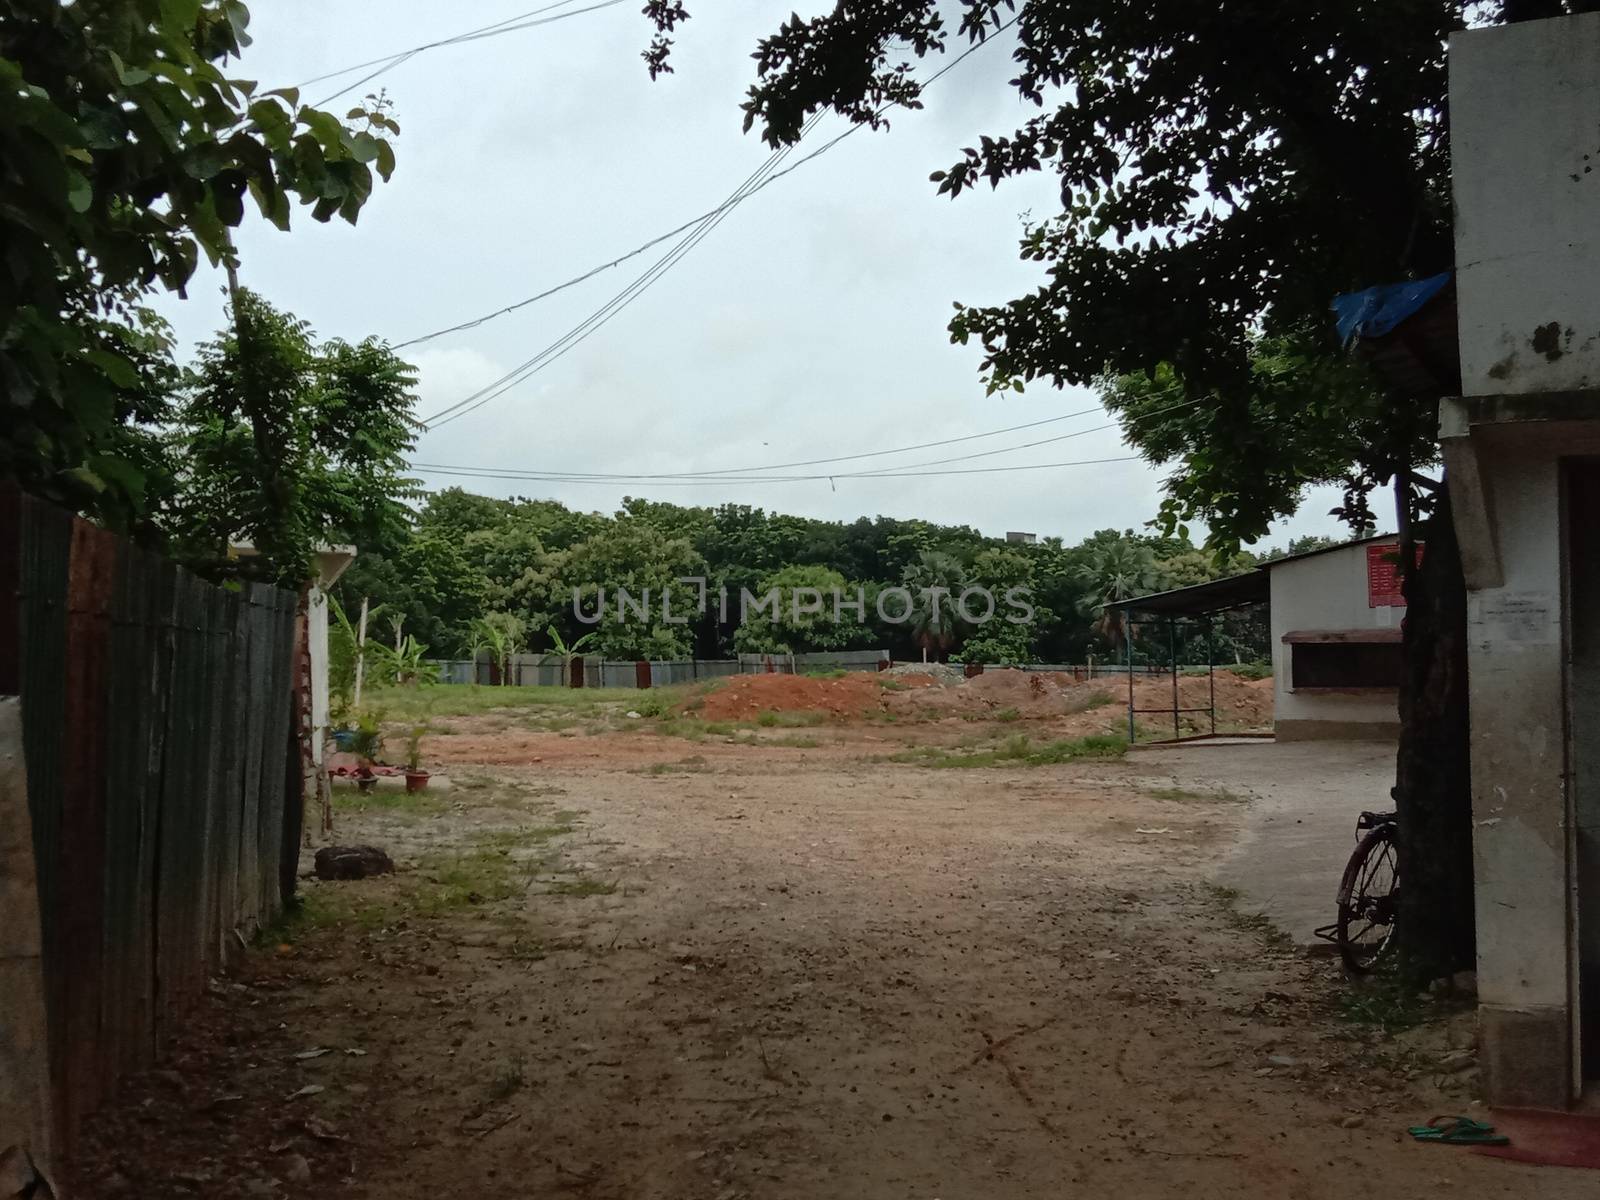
[{"x1": 0, "y1": 488, "x2": 301, "y2": 1170}]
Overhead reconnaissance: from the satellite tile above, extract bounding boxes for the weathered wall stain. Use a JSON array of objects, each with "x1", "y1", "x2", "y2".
[{"x1": 1530, "y1": 321, "x2": 1569, "y2": 362}]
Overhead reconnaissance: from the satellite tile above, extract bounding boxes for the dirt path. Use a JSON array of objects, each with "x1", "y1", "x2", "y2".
[{"x1": 71, "y1": 735, "x2": 1577, "y2": 1198}]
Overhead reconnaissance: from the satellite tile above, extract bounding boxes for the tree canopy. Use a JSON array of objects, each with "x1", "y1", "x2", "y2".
[
  {"x1": 0, "y1": 0, "x2": 398, "y2": 522},
  {"x1": 333, "y1": 487, "x2": 1277, "y2": 668}
]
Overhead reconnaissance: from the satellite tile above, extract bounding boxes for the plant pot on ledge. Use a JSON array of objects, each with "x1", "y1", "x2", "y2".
[{"x1": 404, "y1": 769, "x2": 431, "y2": 793}]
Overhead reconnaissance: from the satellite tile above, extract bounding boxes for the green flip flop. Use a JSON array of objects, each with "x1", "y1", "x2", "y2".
[{"x1": 1407, "y1": 1116, "x2": 1510, "y2": 1146}]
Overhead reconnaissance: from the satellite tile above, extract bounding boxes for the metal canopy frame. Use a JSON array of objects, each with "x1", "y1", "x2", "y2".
[
  {"x1": 1116, "y1": 596, "x2": 1272, "y2": 747},
  {"x1": 1124, "y1": 614, "x2": 1221, "y2": 745}
]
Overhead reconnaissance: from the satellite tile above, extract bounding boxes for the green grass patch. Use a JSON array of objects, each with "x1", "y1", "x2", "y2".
[
  {"x1": 994, "y1": 707, "x2": 1021, "y2": 723},
  {"x1": 653, "y1": 717, "x2": 737, "y2": 741},
  {"x1": 257, "y1": 890, "x2": 390, "y2": 942},
  {"x1": 638, "y1": 755, "x2": 709, "y2": 775},
  {"x1": 755, "y1": 709, "x2": 825, "y2": 728},
  {"x1": 364, "y1": 682, "x2": 681, "y2": 722},
  {"x1": 1336, "y1": 971, "x2": 1433, "y2": 1034},
  {"x1": 891, "y1": 733, "x2": 1127, "y2": 769},
  {"x1": 409, "y1": 821, "x2": 578, "y2": 917},
  {"x1": 1227, "y1": 662, "x2": 1273, "y2": 681},
  {"x1": 1146, "y1": 785, "x2": 1244, "y2": 805},
  {"x1": 547, "y1": 877, "x2": 618, "y2": 898},
  {"x1": 332, "y1": 785, "x2": 446, "y2": 818},
  {"x1": 769, "y1": 734, "x2": 821, "y2": 749},
  {"x1": 1205, "y1": 882, "x2": 1295, "y2": 954}
]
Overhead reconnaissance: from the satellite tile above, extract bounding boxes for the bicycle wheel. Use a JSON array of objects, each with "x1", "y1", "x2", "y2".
[{"x1": 1336, "y1": 824, "x2": 1400, "y2": 974}]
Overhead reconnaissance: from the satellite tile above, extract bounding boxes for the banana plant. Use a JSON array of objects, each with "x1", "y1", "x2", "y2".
[{"x1": 547, "y1": 625, "x2": 597, "y2": 686}]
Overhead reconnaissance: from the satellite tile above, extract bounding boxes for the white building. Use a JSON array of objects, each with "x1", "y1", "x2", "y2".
[
  {"x1": 1438, "y1": 10, "x2": 1600, "y2": 1109},
  {"x1": 1268, "y1": 537, "x2": 1405, "y2": 741},
  {"x1": 1110, "y1": 535, "x2": 1405, "y2": 741}
]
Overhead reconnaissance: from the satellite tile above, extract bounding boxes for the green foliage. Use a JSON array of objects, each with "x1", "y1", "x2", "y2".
[
  {"x1": 1073, "y1": 537, "x2": 1160, "y2": 654},
  {"x1": 349, "y1": 708, "x2": 384, "y2": 765},
  {"x1": 557, "y1": 519, "x2": 706, "y2": 659},
  {"x1": 472, "y1": 612, "x2": 527, "y2": 685},
  {"x1": 371, "y1": 634, "x2": 437, "y2": 688},
  {"x1": 403, "y1": 722, "x2": 428, "y2": 772},
  {"x1": 1228, "y1": 662, "x2": 1273, "y2": 682},
  {"x1": 359, "y1": 491, "x2": 1298, "y2": 667},
  {"x1": 732, "y1": 564, "x2": 871, "y2": 655},
  {"x1": 169, "y1": 290, "x2": 419, "y2": 583},
  {"x1": 1, "y1": 0, "x2": 397, "y2": 522}
]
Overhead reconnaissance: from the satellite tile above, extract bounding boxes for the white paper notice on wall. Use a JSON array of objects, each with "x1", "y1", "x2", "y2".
[{"x1": 1470, "y1": 591, "x2": 1558, "y2": 645}]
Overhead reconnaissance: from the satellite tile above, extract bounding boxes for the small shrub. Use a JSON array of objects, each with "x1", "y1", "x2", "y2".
[
  {"x1": 633, "y1": 692, "x2": 669, "y2": 718},
  {"x1": 1229, "y1": 662, "x2": 1274, "y2": 681},
  {"x1": 994, "y1": 707, "x2": 1021, "y2": 723}
]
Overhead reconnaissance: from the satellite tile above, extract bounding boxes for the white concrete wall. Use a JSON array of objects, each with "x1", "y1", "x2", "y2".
[
  {"x1": 1268, "y1": 541, "x2": 1402, "y2": 729},
  {"x1": 1461, "y1": 442, "x2": 1568, "y2": 1012},
  {"x1": 1452, "y1": 13, "x2": 1600, "y2": 397}
]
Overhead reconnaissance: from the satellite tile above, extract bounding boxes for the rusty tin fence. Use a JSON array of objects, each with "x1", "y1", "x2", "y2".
[{"x1": 0, "y1": 489, "x2": 300, "y2": 1164}]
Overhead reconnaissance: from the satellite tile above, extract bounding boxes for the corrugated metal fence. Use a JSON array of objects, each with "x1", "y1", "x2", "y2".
[
  {"x1": 425, "y1": 652, "x2": 1155, "y2": 689},
  {"x1": 0, "y1": 488, "x2": 300, "y2": 1164},
  {"x1": 431, "y1": 649, "x2": 893, "y2": 688}
]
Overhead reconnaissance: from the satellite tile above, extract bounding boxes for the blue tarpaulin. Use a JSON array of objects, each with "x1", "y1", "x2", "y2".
[{"x1": 1330, "y1": 272, "x2": 1452, "y2": 346}]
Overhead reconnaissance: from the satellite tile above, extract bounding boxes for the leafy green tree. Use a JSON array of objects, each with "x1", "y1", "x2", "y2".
[
  {"x1": 552, "y1": 520, "x2": 706, "y2": 660},
  {"x1": 732, "y1": 564, "x2": 870, "y2": 655},
  {"x1": 951, "y1": 547, "x2": 1043, "y2": 664},
  {"x1": 1156, "y1": 549, "x2": 1228, "y2": 591},
  {"x1": 169, "y1": 290, "x2": 419, "y2": 583},
  {"x1": 334, "y1": 532, "x2": 486, "y2": 658},
  {"x1": 1, "y1": 0, "x2": 398, "y2": 520}
]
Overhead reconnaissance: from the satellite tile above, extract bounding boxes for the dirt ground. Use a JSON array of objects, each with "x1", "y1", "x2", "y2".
[{"x1": 66, "y1": 696, "x2": 1585, "y2": 1199}]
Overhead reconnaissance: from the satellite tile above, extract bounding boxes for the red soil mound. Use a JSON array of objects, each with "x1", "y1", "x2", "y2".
[{"x1": 692, "y1": 672, "x2": 886, "y2": 720}]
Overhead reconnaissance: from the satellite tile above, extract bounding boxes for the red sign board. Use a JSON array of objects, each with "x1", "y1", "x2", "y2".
[{"x1": 1367, "y1": 542, "x2": 1423, "y2": 608}]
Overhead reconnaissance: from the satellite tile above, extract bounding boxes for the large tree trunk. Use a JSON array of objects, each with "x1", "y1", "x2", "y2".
[{"x1": 1394, "y1": 482, "x2": 1475, "y2": 979}]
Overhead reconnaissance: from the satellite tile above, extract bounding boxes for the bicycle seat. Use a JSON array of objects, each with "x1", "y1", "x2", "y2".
[{"x1": 1357, "y1": 810, "x2": 1396, "y2": 829}]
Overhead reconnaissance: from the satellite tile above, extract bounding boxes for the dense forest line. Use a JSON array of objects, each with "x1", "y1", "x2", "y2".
[{"x1": 333, "y1": 488, "x2": 1336, "y2": 666}]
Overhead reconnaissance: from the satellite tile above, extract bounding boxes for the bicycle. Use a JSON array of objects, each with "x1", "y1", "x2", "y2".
[{"x1": 1315, "y1": 800, "x2": 1401, "y2": 974}]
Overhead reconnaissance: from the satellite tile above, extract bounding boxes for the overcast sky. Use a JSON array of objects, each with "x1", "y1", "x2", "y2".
[{"x1": 152, "y1": 1, "x2": 1353, "y2": 550}]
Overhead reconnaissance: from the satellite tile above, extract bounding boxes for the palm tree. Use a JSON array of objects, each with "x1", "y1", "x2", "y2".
[
  {"x1": 902, "y1": 551, "x2": 967, "y2": 662},
  {"x1": 1073, "y1": 540, "x2": 1160, "y2": 658}
]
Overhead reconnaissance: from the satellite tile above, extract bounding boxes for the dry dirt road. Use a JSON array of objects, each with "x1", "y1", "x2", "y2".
[{"x1": 71, "y1": 729, "x2": 1577, "y2": 1199}]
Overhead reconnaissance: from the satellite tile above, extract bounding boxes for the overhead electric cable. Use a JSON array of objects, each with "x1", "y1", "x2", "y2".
[
  {"x1": 409, "y1": 453, "x2": 1144, "y2": 486},
  {"x1": 418, "y1": 111, "x2": 827, "y2": 428},
  {"x1": 414, "y1": 15, "x2": 1020, "y2": 428},
  {"x1": 302, "y1": 0, "x2": 630, "y2": 107},
  {"x1": 409, "y1": 396, "x2": 1202, "y2": 482}
]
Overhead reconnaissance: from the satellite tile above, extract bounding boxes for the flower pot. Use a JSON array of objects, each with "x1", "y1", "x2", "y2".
[{"x1": 405, "y1": 770, "x2": 431, "y2": 793}]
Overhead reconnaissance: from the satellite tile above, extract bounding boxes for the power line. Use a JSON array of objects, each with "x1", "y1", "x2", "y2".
[
  {"x1": 414, "y1": 16, "x2": 1020, "y2": 428},
  {"x1": 419, "y1": 112, "x2": 827, "y2": 428},
  {"x1": 410, "y1": 396, "x2": 1203, "y2": 482},
  {"x1": 410, "y1": 454, "x2": 1144, "y2": 487},
  {"x1": 414, "y1": 402, "x2": 1112, "y2": 478},
  {"x1": 303, "y1": 0, "x2": 631, "y2": 107},
  {"x1": 392, "y1": 113, "x2": 900, "y2": 352}
]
